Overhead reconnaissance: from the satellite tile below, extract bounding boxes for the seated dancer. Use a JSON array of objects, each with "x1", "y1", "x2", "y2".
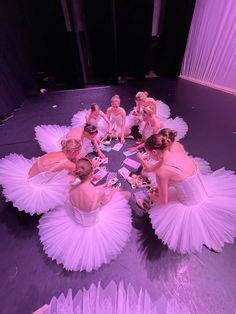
[
  {"x1": 138, "y1": 128, "x2": 211, "y2": 183},
  {"x1": 106, "y1": 94, "x2": 131, "y2": 143},
  {"x1": 38, "y1": 158, "x2": 132, "y2": 272},
  {"x1": 66, "y1": 123, "x2": 106, "y2": 159},
  {"x1": 137, "y1": 131, "x2": 236, "y2": 254},
  {"x1": 0, "y1": 139, "x2": 82, "y2": 215},
  {"x1": 129, "y1": 97, "x2": 188, "y2": 152},
  {"x1": 126, "y1": 91, "x2": 171, "y2": 129},
  {"x1": 35, "y1": 123, "x2": 105, "y2": 159},
  {"x1": 71, "y1": 102, "x2": 113, "y2": 139}
]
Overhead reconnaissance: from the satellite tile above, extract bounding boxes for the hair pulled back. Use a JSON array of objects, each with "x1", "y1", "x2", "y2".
[
  {"x1": 74, "y1": 158, "x2": 93, "y2": 181},
  {"x1": 135, "y1": 91, "x2": 148, "y2": 101},
  {"x1": 91, "y1": 103, "x2": 99, "y2": 112},
  {"x1": 61, "y1": 138, "x2": 81, "y2": 153},
  {"x1": 84, "y1": 123, "x2": 98, "y2": 135},
  {"x1": 145, "y1": 129, "x2": 177, "y2": 151}
]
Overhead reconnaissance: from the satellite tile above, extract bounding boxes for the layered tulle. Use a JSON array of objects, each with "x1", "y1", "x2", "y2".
[
  {"x1": 149, "y1": 168, "x2": 236, "y2": 253},
  {"x1": 35, "y1": 124, "x2": 93, "y2": 155},
  {"x1": 34, "y1": 281, "x2": 162, "y2": 314},
  {"x1": 155, "y1": 100, "x2": 171, "y2": 120},
  {"x1": 0, "y1": 154, "x2": 70, "y2": 215},
  {"x1": 38, "y1": 192, "x2": 132, "y2": 271},
  {"x1": 139, "y1": 117, "x2": 188, "y2": 141},
  {"x1": 126, "y1": 99, "x2": 171, "y2": 130}
]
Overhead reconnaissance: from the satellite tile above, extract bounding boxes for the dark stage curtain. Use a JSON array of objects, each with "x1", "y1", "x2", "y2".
[
  {"x1": 0, "y1": 0, "x2": 36, "y2": 120},
  {"x1": 154, "y1": 0, "x2": 196, "y2": 78}
]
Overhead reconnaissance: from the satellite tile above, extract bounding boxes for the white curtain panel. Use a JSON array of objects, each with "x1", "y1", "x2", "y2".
[{"x1": 181, "y1": 0, "x2": 236, "y2": 94}]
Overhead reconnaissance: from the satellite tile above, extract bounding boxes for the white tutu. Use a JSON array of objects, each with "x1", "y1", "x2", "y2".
[
  {"x1": 149, "y1": 168, "x2": 236, "y2": 253},
  {"x1": 71, "y1": 109, "x2": 88, "y2": 129},
  {"x1": 35, "y1": 125, "x2": 71, "y2": 152},
  {"x1": 33, "y1": 281, "x2": 162, "y2": 314},
  {"x1": 38, "y1": 192, "x2": 132, "y2": 271},
  {"x1": 71, "y1": 109, "x2": 109, "y2": 139},
  {"x1": 156, "y1": 100, "x2": 171, "y2": 120},
  {"x1": 139, "y1": 116, "x2": 188, "y2": 141},
  {"x1": 0, "y1": 154, "x2": 70, "y2": 215},
  {"x1": 35, "y1": 125, "x2": 94, "y2": 155},
  {"x1": 126, "y1": 110, "x2": 143, "y2": 129}
]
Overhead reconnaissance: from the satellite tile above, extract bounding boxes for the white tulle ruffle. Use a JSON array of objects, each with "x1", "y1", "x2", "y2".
[
  {"x1": 38, "y1": 192, "x2": 132, "y2": 271},
  {"x1": 0, "y1": 154, "x2": 70, "y2": 215},
  {"x1": 35, "y1": 125, "x2": 71, "y2": 153},
  {"x1": 35, "y1": 124, "x2": 93, "y2": 155},
  {"x1": 33, "y1": 281, "x2": 166, "y2": 314},
  {"x1": 149, "y1": 168, "x2": 236, "y2": 253},
  {"x1": 156, "y1": 100, "x2": 171, "y2": 120},
  {"x1": 139, "y1": 117, "x2": 188, "y2": 141}
]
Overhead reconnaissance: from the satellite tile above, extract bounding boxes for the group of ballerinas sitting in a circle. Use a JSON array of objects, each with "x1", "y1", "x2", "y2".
[{"x1": 0, "y1": 91, "x2": 236, "y2": 272}]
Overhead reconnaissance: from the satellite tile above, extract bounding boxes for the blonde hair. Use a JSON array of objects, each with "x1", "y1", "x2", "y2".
[
  {"x1": 61, "y1": 138, "x2": 82, "y2": 153},
  {"x1": 135, "y1": 91, "x2": 148, "y2": 101},
  {"x1": 74, "y1": 158, "x2": 93, "y2": 181},
  {"x1": 144, "y1": 97, "x2": 156, "y2": 108},
  {"x1": 111, "y1": 94, "x2": 120, "y2": 102},
  {"x1": 143, "y1": 106, "x2": 154, "y2": 116}
]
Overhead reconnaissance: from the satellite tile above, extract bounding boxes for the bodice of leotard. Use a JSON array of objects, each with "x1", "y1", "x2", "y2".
[
  {"x1": 72, "y1": 206, "x2": 100, "y2": 226},
  {"x1": 110, "y1": 112, "x2": 123, "y2": 125},
  {"x1": 164, "y1": 158, "x2": 208, "y2": 205},
  {"x1": 89, "y1": 114, "x2": 101, "y2": 127},
  {"x1": 37, "y1": 157, "x2": 68, "y2": 172}
]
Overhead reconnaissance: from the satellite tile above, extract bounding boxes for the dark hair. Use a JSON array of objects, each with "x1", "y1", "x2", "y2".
[
  {"x1": 145, "y1": 129, "x2": 177, "y2": 151},
  {"x1": 84, "y1": 123, "x2": 98, "y2": 135},
  {"x1": 75, "y1": 158, "x2": 93, "y2": 181},
  {"x1": 159, "y1": 128, "x2": 177, "y2": 143},
  {"x1": 91, "y1": 103, "x2": 99, "y2": 112}
]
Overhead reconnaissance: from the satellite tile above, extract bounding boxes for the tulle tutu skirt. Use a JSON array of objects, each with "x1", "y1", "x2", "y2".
[
  {"x1": 38, "y1": 192, "x2": 132, "y2": 272},
  {"x1": 155, "y1": 100, "x2": 171, "y2": 120},
  {"x1": 139, "y1": 117, "x2": 188, "y2": 141},
  {"x1": 0, "y1": 154, "x2": 70, "y2": 215},
  {"x1": 35, "y1": 124, "x2": 93, "y2": 154},
  {"x1": 71, "y1": 110, "x2": 109, "y2": 139},
  {"x1": 149, "y1": 168, "x2": 236, "y2": 253},
  {"x1": 126, "y1": 100, "x2": 171, "y2": 129},
  {"x1": 34, "y1": 281, "x2": 161, "y2": 314}
]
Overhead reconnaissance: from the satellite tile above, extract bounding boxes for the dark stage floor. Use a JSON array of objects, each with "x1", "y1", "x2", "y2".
[{"x1": 0, "y1": 77, "x2": 236, "y2": 314}]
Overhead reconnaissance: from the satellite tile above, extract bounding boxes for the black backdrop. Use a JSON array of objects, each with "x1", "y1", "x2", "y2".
[{"x1": 0, "y1": 0, "x2": 195, "y2": 119}]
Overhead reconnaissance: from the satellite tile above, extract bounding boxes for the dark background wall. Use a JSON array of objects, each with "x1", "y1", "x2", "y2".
[{"x1": 0, "y1": 0, "x2": 196, "y2": 119}]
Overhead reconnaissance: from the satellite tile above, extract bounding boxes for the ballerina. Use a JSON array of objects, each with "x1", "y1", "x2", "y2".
[
  {"x1": 137, "y1": 131, "x2": 236, "y2": 253},
  {"x1": 71, "y1": 103, "x2": 113, "y2": 139},
  {"x1": 126, "y1": 91, "x2": 171, "y2": 129},
  {"x1": 38, "y1": 158, "x2": 132, "y2": 272},
  {"x1": 106, "y1": 94, "x2": 131, "y2": 143},
  {"x1": 0, "y1": 139, "x2": 82, "y2": 215},
  {"x1": 66, "y1": 123, "x2": 106, "y2": 159},
  {"x1": 138, "y1": 128, "x2": 211, "y2": 181},
  {"x1": 35, "y1": 123, "x2": 106, "y2": 159},
  {"x1": 128, "y1": 97, "x2": 188, "y2": 152}
]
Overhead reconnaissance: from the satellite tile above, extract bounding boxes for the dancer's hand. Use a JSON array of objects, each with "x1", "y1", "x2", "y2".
[
  {"x1": 99, "y1": 152, "x2": 106, "y2": 159},
  {"x1": 120, "y1": 136, "x2": 125, "y2": 144},
  {"x1": 128, "y1": 146, "x2": 137, "y2": 152}
]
